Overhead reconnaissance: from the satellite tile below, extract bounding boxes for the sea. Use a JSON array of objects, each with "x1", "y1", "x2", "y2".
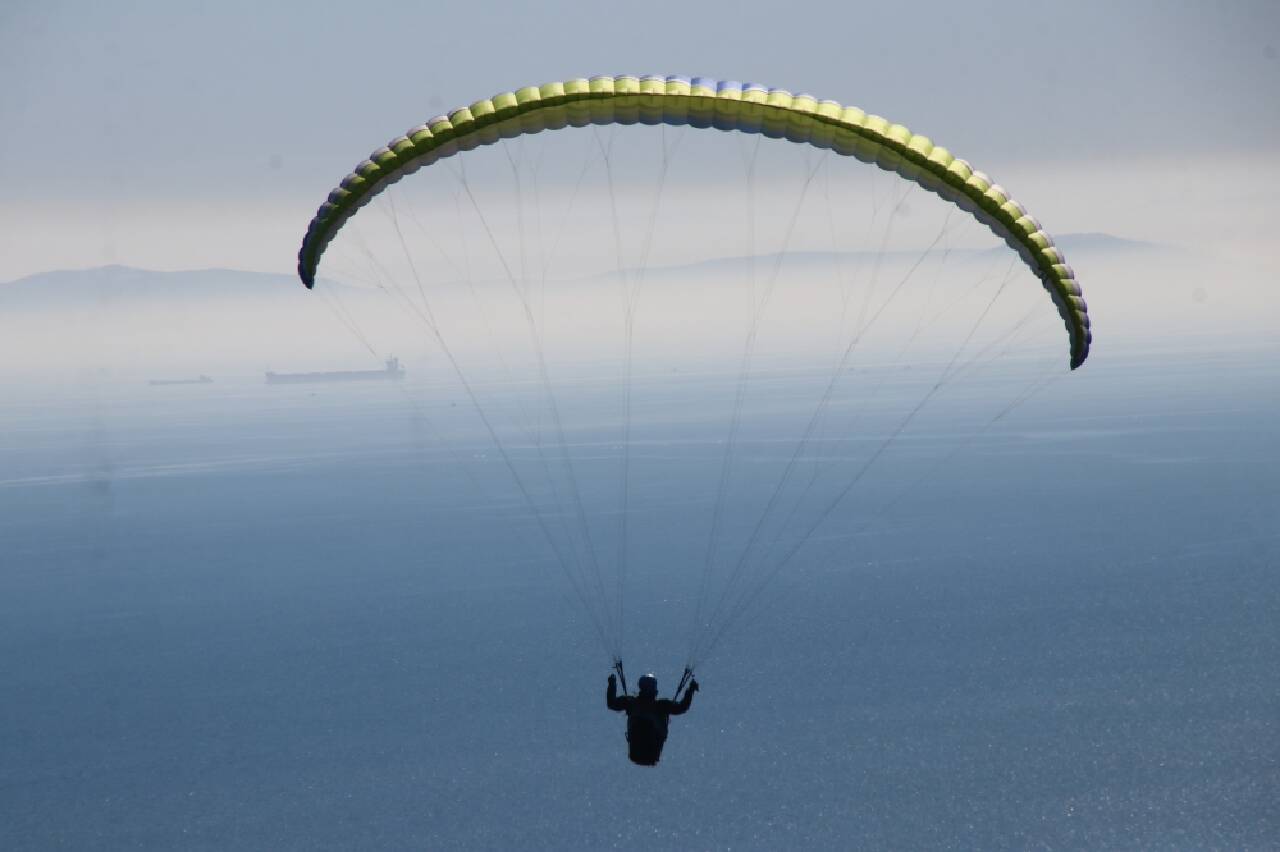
[{"x1": 1, "y1": 335, "x2": 1277, "y2": 850}]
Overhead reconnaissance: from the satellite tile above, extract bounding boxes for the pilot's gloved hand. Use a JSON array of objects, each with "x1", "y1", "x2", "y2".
[
  {"x1": 608, "y1": 674, "x2": 617, "y2": 687},
  {"x1": 689, "y1": 679, "x2": 700, "y2": 693}
]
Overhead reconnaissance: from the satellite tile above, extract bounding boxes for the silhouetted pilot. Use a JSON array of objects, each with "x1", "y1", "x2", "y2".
[{"x1": 606, "y1": 672, "x2": 698, "y2": 765}]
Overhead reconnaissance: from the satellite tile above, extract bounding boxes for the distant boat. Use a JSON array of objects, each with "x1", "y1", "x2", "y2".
[
  {"x1": 148, "y1": 375, "x2": 214, "y2": 386},
  {"x1": 265, "y1": 356, "x2": 405, "y2": 385}
]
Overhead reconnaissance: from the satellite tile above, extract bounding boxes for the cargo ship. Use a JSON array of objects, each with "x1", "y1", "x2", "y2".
[
  {"x1": 149, "y1": 375, "x2": 214, "y2": 386},
  {"x1": 265, "y1": 356, "x2": 405, "y2": 384}
]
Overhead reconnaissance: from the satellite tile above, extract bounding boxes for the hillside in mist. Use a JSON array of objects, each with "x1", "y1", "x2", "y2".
[
  {"x1": 0, "y1": 233, "x2": 1258, "y2": 384},
  {"x1": 0, "y1": 232, "x2": 1154, "y2": 305}
]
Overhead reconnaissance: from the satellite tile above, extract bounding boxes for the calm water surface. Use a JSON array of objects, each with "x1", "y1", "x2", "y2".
[{"x1": 2, "y1": 342, "x2": 1277, "y2": 850}]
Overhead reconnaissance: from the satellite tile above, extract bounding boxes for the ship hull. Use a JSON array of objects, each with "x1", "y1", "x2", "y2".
[
  {"x1": 149, "y1": 376, "x2": 213, "y2": 386},
  {"x1": 265, "y1": 368, "x2": 404, "y2": 384}
]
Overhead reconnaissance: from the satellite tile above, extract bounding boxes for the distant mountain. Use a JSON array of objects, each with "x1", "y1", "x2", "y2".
[
  {"x1": 1051, "y1": 232, "x2": 1160, "y2": 254},
  {"x1": 0, "y1": 265, "x2": 367, "y2": 310},
  {"x1": 0, "y1": 231, "x2": 1157, "y2": 309},
  {"x1": 578, "y1": 231, "x2": 1161, "y2": 283}
]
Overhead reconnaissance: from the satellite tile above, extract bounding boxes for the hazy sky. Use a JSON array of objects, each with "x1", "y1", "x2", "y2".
[{"x1": 1, "y1": 0, "x2": 1277, "y2": 279}]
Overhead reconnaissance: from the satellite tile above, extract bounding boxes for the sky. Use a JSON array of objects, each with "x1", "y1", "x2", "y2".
[{"x1": 1, "y1": 0, "x2": 1278, "y2": 280}]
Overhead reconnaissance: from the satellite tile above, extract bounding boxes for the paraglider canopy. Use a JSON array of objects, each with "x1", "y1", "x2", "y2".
[
  {"x1": 297, "y1": 75, "x2": 1090, "y2": 369},
  {"x1": 294, "y1": 74, "x2": 1094, "y2": 682}
]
